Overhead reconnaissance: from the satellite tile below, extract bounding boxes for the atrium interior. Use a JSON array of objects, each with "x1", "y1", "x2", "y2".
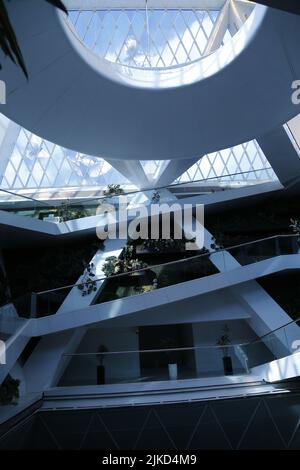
[{"x1": 1, "y1": 0, "x2": 300, "y2": 451}]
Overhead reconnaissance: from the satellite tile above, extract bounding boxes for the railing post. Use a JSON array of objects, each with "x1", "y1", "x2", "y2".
[
  {"x1": 275, "y1": 237, "x2": 280, "y2": 256},
  {"x1": 30, "y1": 292, "x2": 37, "y2": 318}
]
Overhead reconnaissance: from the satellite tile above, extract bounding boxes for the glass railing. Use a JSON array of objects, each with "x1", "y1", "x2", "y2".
[
  {"x1": 28, "y1": 234, "x2": 300, "y2": 318},
  {"x1": 0, "y1": 168, "x2": 274, "y2": 223},
  {"x1": 58, "y1": 344, "x2": 251, "y2": 387},
  {"x1": 224, "y1": 234, "x2": 299, "y2": 268},
  {"x1": 0, "y1": 188, "x2": 51, "y2": 219},
  {"x1": 57, "y1": 315, "x2": 300, "y2": 387},
  {"x1": 243, "y1": 317, "x2": 300, "y2": 366},
  {"x1": 0, "y1": 303, "x2": 26, "y2": 344}
]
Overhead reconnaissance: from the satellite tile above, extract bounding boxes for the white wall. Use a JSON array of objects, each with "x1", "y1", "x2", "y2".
[
  {"x1": 61, "y1": 326, "x2": 140, "y2": 385},
  {"x1": 192, "y1": 320, "x2": 255, "y2": 376}
]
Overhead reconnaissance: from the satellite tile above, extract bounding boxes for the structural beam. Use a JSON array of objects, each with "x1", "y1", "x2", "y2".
[
  {"x1": 257, "y1": 125, "x2": 300, "y2": 187},
  {"x1": 65, "y1": 0, "x2": 226, "y2": 10},
  {"x1": 153, "y1": 157, "x2": 200, "y2": 187},
  {"x1": 105, "y1": 159, "x2": 149, "y2": 189},
  {"x1": 204, "y1": 1, "x2": 230, "y2": 55}
]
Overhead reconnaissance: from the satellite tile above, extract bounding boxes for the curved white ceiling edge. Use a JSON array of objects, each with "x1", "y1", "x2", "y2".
[
  {"x1": 1, "y1": 1, "x2": 300, "y2": 160},
  {"x1": 59, "y1": 5, "x2": 266, "y2": 90}
]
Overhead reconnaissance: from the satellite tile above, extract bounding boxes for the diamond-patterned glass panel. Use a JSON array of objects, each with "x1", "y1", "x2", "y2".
[
  {"x1": 68, "y1": 2, "x2": 254, "y2": 68},
  {"x1": 1, "y1": 128, "x2": 132, "y2": 191},
  {"x1": 140, "y1": 159, "x2": 170, "y2": 183},
  {"x1": 174, "y1": 140, "x2": 278, "y2": 184}
]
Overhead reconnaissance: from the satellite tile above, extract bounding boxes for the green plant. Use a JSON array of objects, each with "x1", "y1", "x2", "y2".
[
  {"x1": 103, "y1": 184, "x2": 125, "y2": 197},
  {"x1": 102, "y1": 256, "x2": 148, "y2": 277},
  {"x1": 135, "y1": 277, "x2": 158, "y2": 294},
  {"x1": 77, "y1": 262, "x2": 97, "y2": 296},
  {"x1": 56, "y1": 201, "x2": 87, "y2": 222},
  {"x1": 121, "y1": 244, "x2": 136, "y2": 260},
  {"x1": 290, "y1": 218, "x2": 300, "y2": 244},
  {"x1": 151, "y1": 190, "x2": 160, "y2": 203},
  {"x1": 0, "y1": 1, "x2": 67, "y2": 76},
  {"x1": 216, "y1": 324, "x2": 231, "y2": 356},
  {"x1": 0, "y1": 375, "x2": 20, "y2": 405},
  {"x1": 142, "y1": 238, "x2": 183, "y2": 252},
  {"x1": 102, "y1": 256, "x2": 119, "y2": 277}
]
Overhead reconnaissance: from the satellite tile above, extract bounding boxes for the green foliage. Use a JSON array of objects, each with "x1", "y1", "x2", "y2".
[
  {"x1": 103, "y1": 184, "x2": 125, "y2": 197},
  {"x1": 151, "y1": 190, "x2": 160, "y2": 203},
  {"x1": 77, "y1": 262, "x2": 97, "y2": 297},
  {"x1": 142, "y1": 236, "x2": 198, "y2": 253},
  {"x1": 102, "y1": 256, "x2": 148, "y2": 277},
  {"x1": 56, "y1": 201, "x2": 88, "y2": 222},
  {"x1": 0, "y1": 0, "x2": 67, "y2": 77},
  {"x1": 135, "y1": 278, "x2": 158, "y2": 294},
  {"x1": 290, "y1": 218, "x2": 300, "y2": 235},
  {"x1": 216, "y1": 324, "x2": 231, "y2": 350}
]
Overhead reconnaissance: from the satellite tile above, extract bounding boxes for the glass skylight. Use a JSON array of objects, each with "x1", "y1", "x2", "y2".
[
  {"x1": 68, "y1": 0, "x2": 255, "y2": 69},
  {"x1": 0, "y1": 122, "x2": 277, "y2": 195},
  {"x1": 174, "y1": 140, "x2": 277, "y2": 184},
  {"x1": 1, "y1": 128, "x2": 132, "y2": 191}
]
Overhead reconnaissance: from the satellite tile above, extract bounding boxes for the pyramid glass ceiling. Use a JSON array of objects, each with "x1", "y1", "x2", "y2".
[{"x1": 67, "y1": 0, "x2": 255, "y2": 69}]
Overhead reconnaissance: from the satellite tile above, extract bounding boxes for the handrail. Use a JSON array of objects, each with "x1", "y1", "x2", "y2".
[
  {"x1": 55, "y1": 167, "x2": 275, "y2": 207},
  {"x1": 63, "y1": 344, "x2": 250, "y2": 356},
  {"x1": 0, "y1": 187, "x2": 51, "y2": 207},
  {"x1": 62, "y1": 314, "x2": 300, "y2": 357},
  {"x1": 34, "y1": 233, "x2": 298, "y2": 296},
  {"x1": 0, "y1": 167, "x2": 273, "y2": 208}
]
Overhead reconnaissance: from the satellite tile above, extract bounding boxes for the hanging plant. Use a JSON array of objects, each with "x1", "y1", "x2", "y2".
[
  {"x1": 77, "y1": 262, "x2": 97, "y2": 297},
  {"x1": 0, "y1": 1, "x2": 67, "y2": 76}
]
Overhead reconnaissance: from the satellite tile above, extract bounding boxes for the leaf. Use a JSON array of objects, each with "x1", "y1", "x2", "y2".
[
  {"x1": 0, "y1": 0, "x2": 67, "y2": 77},
  {"x1": 0, "y1": 0, "x2": 28, "y2": 77},
  {"x1": 45, "y1": 0, "x2": 68, "y2": 14}
]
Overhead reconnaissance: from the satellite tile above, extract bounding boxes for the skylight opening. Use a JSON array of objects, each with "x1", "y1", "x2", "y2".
[{"x1": 66, "y1": 0, "x2": 255, "y2": 70}]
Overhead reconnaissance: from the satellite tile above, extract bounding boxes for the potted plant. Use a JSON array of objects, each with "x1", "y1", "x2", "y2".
[
  {"x1": 216, "y1": 324, "x2": 233, "y2": 375},
  {"x1": 160, "y1": 337, "x2": 179, "y2": 380},
  {"x1": 0, "y1": 375, "x2": 20, "y2": 405},
  {"x1": 97, "y1": 345, "x2": 108, "y2": 385}
]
